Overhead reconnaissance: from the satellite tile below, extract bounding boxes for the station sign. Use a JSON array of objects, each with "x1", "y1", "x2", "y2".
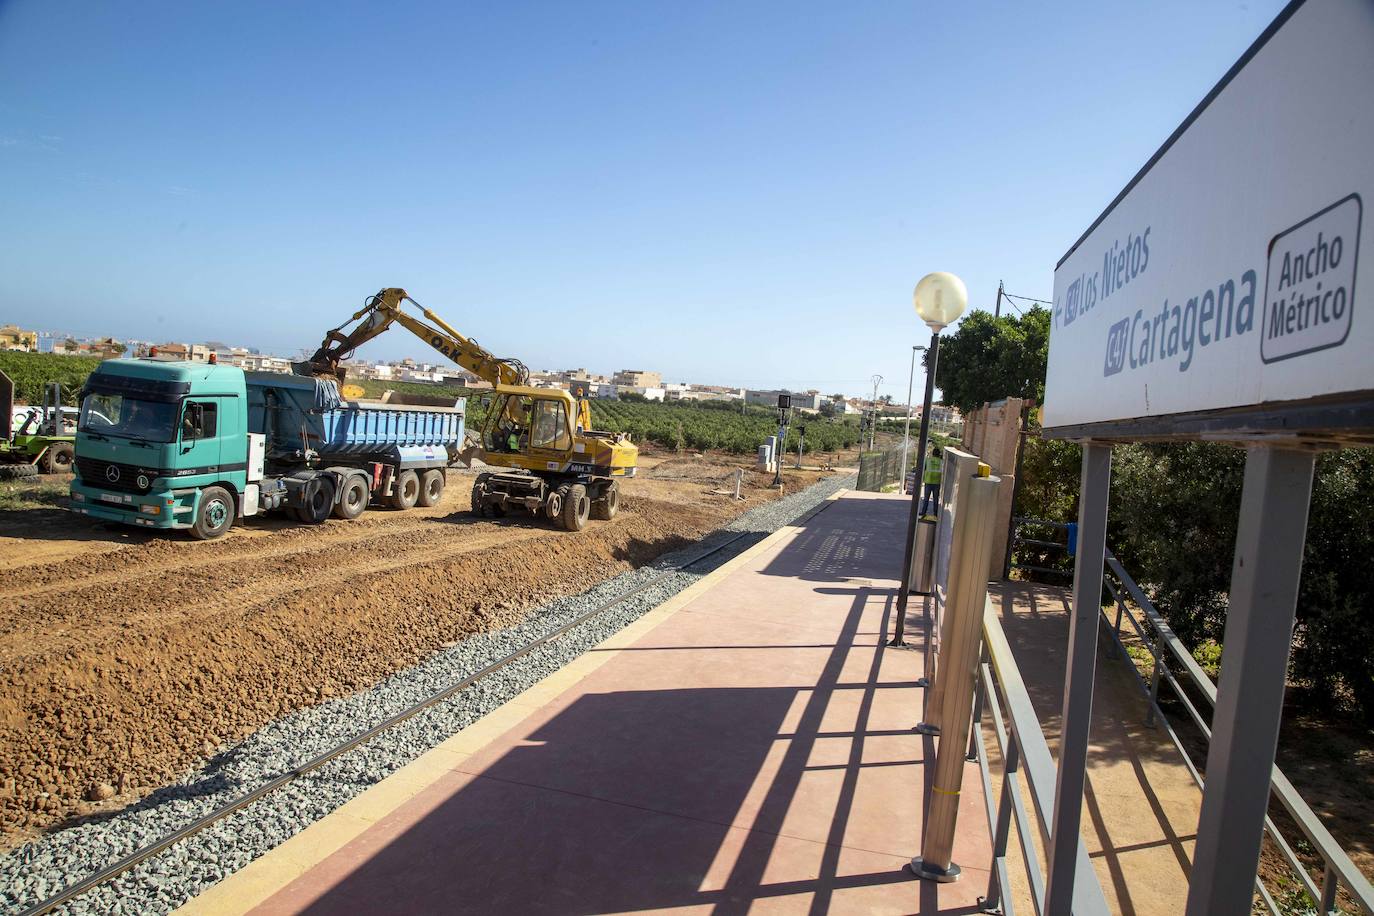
[{"x1": 1043, "y1": 0, "x2": 1373, "y2": 438}]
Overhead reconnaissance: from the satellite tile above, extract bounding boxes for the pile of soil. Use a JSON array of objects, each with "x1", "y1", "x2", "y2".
[{"x1": 0, "y1": 463, "x2": 820, "y2": 846}]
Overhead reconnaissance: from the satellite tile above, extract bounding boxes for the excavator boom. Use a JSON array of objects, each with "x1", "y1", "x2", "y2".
[{"x1": 303, "y1": 288, "x2": 527, "y2": 387}]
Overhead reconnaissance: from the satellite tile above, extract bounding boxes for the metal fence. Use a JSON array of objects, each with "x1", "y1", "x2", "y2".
[
  {"x1": 972, "y1": 600, "x2": 1111, "y2": 915},
  {"x1": 856, "y1": 446, "x2": 911, "y2": 492},
  {"x1": 1007, "y1": 516, "x2": 1075, "y2": 580},
  {"x1": 1007, "y1": 517, "x2": 1374, "y2": 915},
  {"x1": 918, "y1": 458, "x2": 1109, "y2": 914}
]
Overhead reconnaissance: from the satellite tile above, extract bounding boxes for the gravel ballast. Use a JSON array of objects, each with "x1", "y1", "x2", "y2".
[{"x1": 1, "y1": 474, "x2": 856, "y2": 915}]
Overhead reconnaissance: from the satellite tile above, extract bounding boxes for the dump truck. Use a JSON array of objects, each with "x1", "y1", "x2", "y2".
[{"x1": 68, "y1": 358, "x2": 464, "y2": 539}]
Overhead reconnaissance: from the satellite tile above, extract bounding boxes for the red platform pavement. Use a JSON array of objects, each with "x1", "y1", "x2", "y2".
[{"x1": 182, "y1": 491, "x2": 992, "y2": 916}]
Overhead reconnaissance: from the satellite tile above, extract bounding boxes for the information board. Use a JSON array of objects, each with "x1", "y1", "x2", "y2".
[{"x1": 1043, "y1": 0, "x2": 1373, "y2": 440}]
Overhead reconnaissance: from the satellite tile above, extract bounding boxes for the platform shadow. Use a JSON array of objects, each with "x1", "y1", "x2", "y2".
[{"x1": 286, "y1": 586, "x2": 964, "y2": 914}]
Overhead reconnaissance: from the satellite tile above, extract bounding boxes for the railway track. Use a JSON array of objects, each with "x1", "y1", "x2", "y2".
[{"x1": 18, "y1": 518, "x2": 798, "y2": 916}]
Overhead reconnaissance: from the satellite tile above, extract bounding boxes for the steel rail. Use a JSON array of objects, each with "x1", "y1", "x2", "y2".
[{"x1": 19, "y1": 505, "x2": 832, "y2": 916}]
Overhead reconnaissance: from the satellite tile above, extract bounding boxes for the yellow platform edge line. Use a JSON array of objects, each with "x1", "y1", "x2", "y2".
[{"x1": 176, "y1": 488, "x2": 847, "y2": 915}]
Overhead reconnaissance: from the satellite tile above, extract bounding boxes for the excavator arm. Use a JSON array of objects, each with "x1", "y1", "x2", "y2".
[{"x1": 302, "y1": 288, "x2": 528, "y2": 387}]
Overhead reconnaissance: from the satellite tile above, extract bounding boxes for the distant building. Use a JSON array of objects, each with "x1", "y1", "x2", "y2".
[
  {"x1": 154, "y1": 342, "x2": 191, "y2": 360},
  {"x1": 612, "y1": 369, "x2": 661, "y2": 389},
  {"x1": 0, "y1": 325, "x2": 37, "y2": 351}
]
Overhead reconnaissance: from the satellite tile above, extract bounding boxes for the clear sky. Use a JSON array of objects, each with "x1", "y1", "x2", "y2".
[{"x1": 0, "y1": 0, "x2": 1288, "y2": 401}]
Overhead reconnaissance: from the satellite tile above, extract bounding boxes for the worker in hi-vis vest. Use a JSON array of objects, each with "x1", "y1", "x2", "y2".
[{"x1": 920, "y1": 445, "x2": 943, "y2": 516}]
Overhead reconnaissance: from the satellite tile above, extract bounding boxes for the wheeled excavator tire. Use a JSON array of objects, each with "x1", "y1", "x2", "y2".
[
  {"x1": 471, "y1": 473, "x2": 505, "y2": 517},
  {"x1": 590, "y1": 481, "x2": 619, "y2": 520},
  {"x1": 560, "y1": 483, "x2": 590, "y2": 532}
]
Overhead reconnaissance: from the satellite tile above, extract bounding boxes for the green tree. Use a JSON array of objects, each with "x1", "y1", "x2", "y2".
[{"x1": 934, "y1": 306, "x2": 1050, "y2": 413}]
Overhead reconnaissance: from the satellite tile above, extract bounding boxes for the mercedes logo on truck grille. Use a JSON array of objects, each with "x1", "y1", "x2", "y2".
[{"x1": 105, "y1": 465, "x2": 121, "y2": 483}]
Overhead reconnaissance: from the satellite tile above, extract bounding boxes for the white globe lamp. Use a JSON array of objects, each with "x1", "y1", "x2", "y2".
[{"x1": 913, "y1": 271, "x2": 968, "y2": 332}]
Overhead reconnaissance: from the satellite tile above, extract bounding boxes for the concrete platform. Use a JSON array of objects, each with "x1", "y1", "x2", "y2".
[{"x1": 180, "y1": 492, "x2": 993, "y2": 915}]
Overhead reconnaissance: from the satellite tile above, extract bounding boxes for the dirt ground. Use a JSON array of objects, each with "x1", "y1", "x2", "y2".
[{"x1": 0, "y1": 450, "x2": 838, "y2": 849}]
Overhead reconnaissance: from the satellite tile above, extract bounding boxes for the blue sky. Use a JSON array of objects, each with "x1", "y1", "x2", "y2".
[{"x1": 0, "y1": 0, "x2": 1287, "y2": 400}]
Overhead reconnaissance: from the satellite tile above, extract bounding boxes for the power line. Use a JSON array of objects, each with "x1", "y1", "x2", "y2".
[{"x1": 1003, "y1": 291, "x2": 1053, "y2": 305}]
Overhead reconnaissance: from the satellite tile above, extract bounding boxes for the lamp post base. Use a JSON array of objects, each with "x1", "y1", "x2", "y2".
[{"x1": 909, "y1": 858, "x2": 961, "y2": 883}]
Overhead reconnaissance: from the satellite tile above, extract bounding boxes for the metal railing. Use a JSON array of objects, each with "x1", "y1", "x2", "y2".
[
  {"x1": 1007, "y1": 517, "x2": 1074, "y2": 580},
  {"x1": 1094, "y1": 550, "x2": 1374, "y2": 915},
  {"x1": 970, "y1": 598, "x2": 1111, "y2": 915}
]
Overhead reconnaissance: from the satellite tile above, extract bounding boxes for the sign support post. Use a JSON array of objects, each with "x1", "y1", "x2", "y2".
[
  {"x1": 1043, "y1": 441, "x2": 1112, "y2": 916},
  {"x1": 1185, "y1": 446, "x2": 1316, "y2": 916}
]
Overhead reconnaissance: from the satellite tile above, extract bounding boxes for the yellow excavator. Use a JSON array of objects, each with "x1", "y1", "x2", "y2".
[{"x1": 302, "y1": 288, "x2": 637, "y2": 531}]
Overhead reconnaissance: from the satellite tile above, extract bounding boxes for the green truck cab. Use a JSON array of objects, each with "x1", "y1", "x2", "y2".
[
  {"x1": 69, "y1": 358, "x2": 465, "y2": 540},
  {"x1": 69, "y1": 360, "x2": 252, "y2": 537}
]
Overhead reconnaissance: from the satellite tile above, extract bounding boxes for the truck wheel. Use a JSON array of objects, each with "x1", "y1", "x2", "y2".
[
  {"x1": 590, "y1": 481, "x2": 619, "y2": 520},
  {"x1": 416, "y1": 469, "x2": 445, "y2": 507},
  {"x1": 40, "y1": 443, "x2": 75, "y2": 475},
  {"x1": 0, "y1": 464, "x2": 38, "y2": 480},
  {"x1": 389, "y1": 469, "x2": 420, "y2": 510},
  {"x1": 333, "y1": 475, "x2": 370, "y2": 520},
  {"x1": 560, "y1": 483, "x2": 590, "y2": 532},
  {"x1": 295, "y1": 477, "x2": 335, "y2": 525},
  {"x1": 191, "y1": 486, "x2": 236, "y2": 540}
]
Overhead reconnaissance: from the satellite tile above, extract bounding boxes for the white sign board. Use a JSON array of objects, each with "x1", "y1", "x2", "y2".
[{"x1": 1043, "y1": 0, "x2": 1373, "y2": 435}]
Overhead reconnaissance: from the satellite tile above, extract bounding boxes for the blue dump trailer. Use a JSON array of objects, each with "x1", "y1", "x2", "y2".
[{"x1": 70, "y1": 358, "x2": 466, "y2": 539}]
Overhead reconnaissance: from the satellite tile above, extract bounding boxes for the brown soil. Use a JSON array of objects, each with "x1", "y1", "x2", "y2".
[{"x1": 0, "y1": 455, "x2": 826, "y2": 849}]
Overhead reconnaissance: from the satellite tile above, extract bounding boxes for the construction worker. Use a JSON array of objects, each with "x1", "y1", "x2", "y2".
[{"x1": 920, "y1": 445, "x2": 943, "y2": 516}]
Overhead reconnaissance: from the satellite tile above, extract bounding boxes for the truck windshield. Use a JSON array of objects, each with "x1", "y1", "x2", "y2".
[{"x1": 78, "y1": 392, "x2": 177, "y2": 442}]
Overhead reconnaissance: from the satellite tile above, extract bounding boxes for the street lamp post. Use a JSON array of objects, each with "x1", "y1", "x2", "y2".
[
  {"x1": 890, "y1": 272, "x2": 968, "y2": 648},
  {"x1": 868, "y1": 374, "x2": 883, "y2": 452},
  {"x1": 899, "y1": 345, "x2": 928, "y2": 493}
]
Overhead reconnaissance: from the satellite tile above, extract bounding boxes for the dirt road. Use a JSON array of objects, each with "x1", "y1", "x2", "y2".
[{"x1": 0, "y1": 455, "x2": 830, "y2": 847}]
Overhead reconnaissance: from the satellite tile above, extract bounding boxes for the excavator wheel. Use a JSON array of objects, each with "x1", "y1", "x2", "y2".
[
  {"x1": 544, "y1": 489, "x2": 564, "y2": 525},
  {"x1": 590, "y1": 481, "x2": 619, "y2": 521},
  {"x1": 560, "y1": 483, "x2": 590, "y2": 532},
  {"x1": 471, "y1": 473, "x2": 505, "y2": 518}
]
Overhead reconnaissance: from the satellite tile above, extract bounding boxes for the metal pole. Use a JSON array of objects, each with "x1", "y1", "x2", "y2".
[
  {"x1": 994, "y1": 280, "x2": 1004, "y2": 318},
  {"x1": 1185, "y1": 446, "x2": 1316, "y2": 916},
  {"x1": 868, "y1": 374, "x2": 882, "y2": 452},
  {"x1": 912, "y1": 472, "x2": 1001, "y2": 883},
  {"x1": 890, "y1": 332, "x2": 939, "y2": 647},
  {"x1": 900, "y1": 345, "x2": 920, "y2": 487},
  {"x1": 1043, "y1": 441, "x2": 1112, "y2": 916}
]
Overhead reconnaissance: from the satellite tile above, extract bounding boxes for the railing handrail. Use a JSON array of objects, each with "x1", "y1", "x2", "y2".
[
  {"x1": 981, "y1": 600, "x2": 1112, "y2": 914},
  {"x1": 1103, "y1": 549, "x2": 1374, "y2": 915}
]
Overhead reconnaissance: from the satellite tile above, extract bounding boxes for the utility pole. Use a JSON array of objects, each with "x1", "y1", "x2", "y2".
[
  {"x1": 869, "y1": 374, "x2": 883, "y2": 451},
  {"x1": 994, "y1": 279, "x2": 1005, "y2": 318}
]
